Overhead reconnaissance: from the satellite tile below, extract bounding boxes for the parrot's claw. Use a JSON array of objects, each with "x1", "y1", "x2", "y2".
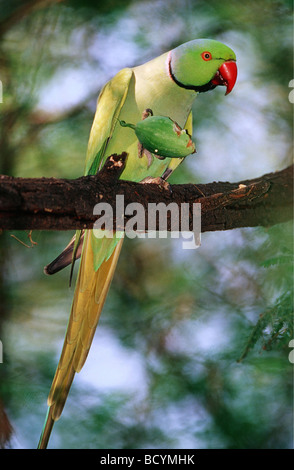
[
  {"x1": 140, "y1": 176, "x2": 172, "y2": 193},
  {"x1": 154, "y1": 153, "x2": 166, "y2": 160},
  {"x1": 138, "y1": 142, "x2": 166, "y2": 168},
  {"x1": 138, "y1": 142, "x2": 153, "y2": 168},
  {"x1": 142, "y1": 108, "x2": 153, "y2": 119}
]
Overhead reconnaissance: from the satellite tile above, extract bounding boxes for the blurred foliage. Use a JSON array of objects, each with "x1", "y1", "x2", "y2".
[{"x1": 0, "y1": 0, "x2": 293, "y2": 449}]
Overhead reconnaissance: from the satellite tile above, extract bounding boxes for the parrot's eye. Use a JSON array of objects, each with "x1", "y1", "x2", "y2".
[{"x1": 201, "y1": 51, "x2": 212, "y2": 61}]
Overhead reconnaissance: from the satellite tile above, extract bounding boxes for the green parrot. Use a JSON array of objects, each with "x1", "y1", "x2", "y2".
[{"x1": 38, "y1": 38, "x2": 237, "y2": 449}]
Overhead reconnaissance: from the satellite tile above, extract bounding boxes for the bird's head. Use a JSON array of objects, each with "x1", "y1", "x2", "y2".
[{"x1": 168, "y1": 39, "x2": 237, "y2": 95}]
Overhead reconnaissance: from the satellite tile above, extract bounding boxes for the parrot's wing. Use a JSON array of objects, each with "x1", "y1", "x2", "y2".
[
  {"x1": 43, "y1": 67, "x2": 133, "y2": 276},
  {"x1": 84, "y1": 67, "x2": 134, "y2": 176}
]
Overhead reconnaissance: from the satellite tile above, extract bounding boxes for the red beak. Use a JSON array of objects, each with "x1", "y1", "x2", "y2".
[{"x1": 211, "y1": 61, "x2": 237, "y2": 95}]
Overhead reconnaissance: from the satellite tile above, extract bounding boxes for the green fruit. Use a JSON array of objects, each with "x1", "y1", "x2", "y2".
[{"x1": 120, "y1": 115, "x2": 196, "y2": 158}]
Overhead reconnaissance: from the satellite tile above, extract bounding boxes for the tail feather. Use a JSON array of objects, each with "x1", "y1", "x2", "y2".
[
  {"x1": 38, "y1": 231, "x2": 123, "y2": 448},
  {"x1": 38, "y1": 407, "x2": 55, "y2": 449},
  {"x1": 50, "y1": 366, "x2": 76, "y2": 421},
  {"x1": 44, "y1": 232, "x2": 84, "y2": 276}
]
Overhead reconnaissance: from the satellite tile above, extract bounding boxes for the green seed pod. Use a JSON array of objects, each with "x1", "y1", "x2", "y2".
[{"x1": 120, "y1": 115, "x2": 196, "y2": 158}]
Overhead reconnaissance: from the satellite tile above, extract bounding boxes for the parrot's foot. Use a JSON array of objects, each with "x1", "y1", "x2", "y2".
[
  {"x1": 138, "y1": 142, "x2": 153, "y2": 168},
  {"x1": 140, "y1": 176, "x2": 172, "y2": 193},
  {"x1": 138, "y1": 143, "x2": 166, "y2": 168}
]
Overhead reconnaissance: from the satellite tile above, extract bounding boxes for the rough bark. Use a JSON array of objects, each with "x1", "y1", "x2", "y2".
[{"x1": 0, "y1": 153, "x2": 292, "y2": 232}]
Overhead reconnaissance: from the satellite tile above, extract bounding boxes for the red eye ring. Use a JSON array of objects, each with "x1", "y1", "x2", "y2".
[{"x1": 201, "y1": 51, "x2": 212, "y2": 61}]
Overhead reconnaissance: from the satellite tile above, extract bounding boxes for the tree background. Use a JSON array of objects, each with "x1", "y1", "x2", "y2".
[{"x1": 0, "y1": 0, "x2": 293, "y2": 449}]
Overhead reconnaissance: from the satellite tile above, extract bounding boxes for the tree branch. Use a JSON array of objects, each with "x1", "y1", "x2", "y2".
[{"x1": 0, "y1": 153, "x2": 292, "y2": 232}]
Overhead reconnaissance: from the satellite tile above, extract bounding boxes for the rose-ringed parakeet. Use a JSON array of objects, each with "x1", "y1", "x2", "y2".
[{"x1": 38, "y1": 39, "x2": 237, "y2": 449}]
